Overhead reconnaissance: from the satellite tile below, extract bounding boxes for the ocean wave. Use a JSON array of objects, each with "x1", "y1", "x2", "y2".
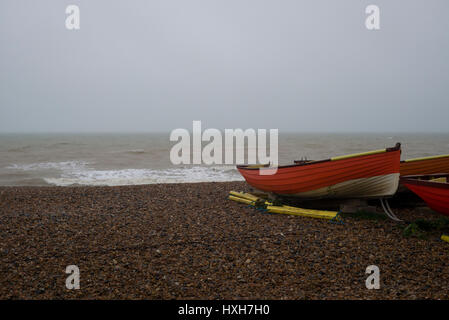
[
  {"x1": 5, "y1": 161, "x2": 243, "y2": 186},
  {"x1": 6, "y1": 161, "x2": 89, "y2": 171},
  {"x1": 7, "y1": 146, "x2": 32, "y2": 152},
  {"x1": 44, "y1": 166, "x2": 243, "y2": 186},
  {"x1": 124, "y1": 149, "x2": 146, "y2": 154},
  {"x1": 109, "y1": 149, "x2": 147, "y2": 155},
  {"x1": 51, "y1": 142, "x2": 71, "y2": 146}
]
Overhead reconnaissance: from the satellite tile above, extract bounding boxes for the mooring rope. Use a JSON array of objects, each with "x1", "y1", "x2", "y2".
[{"x1": 380, "y1": 198, "x2": 402, "y2": 221}]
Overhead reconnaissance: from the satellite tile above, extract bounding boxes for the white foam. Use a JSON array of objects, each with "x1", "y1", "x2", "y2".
[
  {"x1": 6, "y1": 160, "x2": 243, "y2": 186},
  {"x1": 44, "y1": 166, "x2": 243, "y2": 186},
  {"x1": 6, "y1": 161, "x2": 89, "y2": 172}
]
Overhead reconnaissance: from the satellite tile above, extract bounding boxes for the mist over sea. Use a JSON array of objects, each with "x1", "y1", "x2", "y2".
[{"x1": 0, "y1": 133, "x2": 448, "y2": 186}]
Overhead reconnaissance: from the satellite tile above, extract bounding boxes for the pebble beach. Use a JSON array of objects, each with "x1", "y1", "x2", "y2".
[{"x1": 1, "y1": 182, "x2": 449, "y2": 300}]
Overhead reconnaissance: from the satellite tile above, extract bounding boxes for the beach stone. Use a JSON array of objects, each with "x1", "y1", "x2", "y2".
[{"x1": 0, "y1": 182, "x2": 448, "y2": 299}]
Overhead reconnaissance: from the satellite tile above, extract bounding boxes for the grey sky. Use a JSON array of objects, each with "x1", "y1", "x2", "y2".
[{"x1": 1, "y1": 0, "x2": 448, "y2": 133}]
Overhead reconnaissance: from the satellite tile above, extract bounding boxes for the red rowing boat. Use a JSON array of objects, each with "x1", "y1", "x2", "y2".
[
  {"x1": 401, "y1": 174, "x2": 449, "y2": 216},
  {"x1": 400, "y1": 154, "x2": 449, "y2": 176},
  {"x1": 237, "y1": 143, "x2": 401, "y2": 199}
]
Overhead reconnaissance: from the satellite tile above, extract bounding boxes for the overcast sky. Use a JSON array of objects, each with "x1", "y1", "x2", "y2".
[{"x1": 0, "y1": 0, "x2": 448, "y2": 133}]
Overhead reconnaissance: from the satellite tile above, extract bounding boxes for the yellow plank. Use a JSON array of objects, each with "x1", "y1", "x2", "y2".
[
  {"x1": 279, "y1": 204, "x2": 339, "y2": 217},
  {"x1": 228, "y1": 195, "x2": 255, "y2": 205},
  {"x1": 266, "y1": 205, "x2": 336, "y2": 220},
  {"x1": 229, "y1": 191, "x2": 261, "y2": 202},
  {"x1": 229, "y1": 191, "x2": 339, "y2": 220},
  {"x1": 441, "y1": 235, "x2": 449, "y2": 243}
]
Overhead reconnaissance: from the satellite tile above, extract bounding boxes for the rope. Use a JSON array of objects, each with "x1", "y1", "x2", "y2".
[
  {"x1": 329, "y1": 211, "x2": 344, "y2": 225},
  {"x1": 380, "y1": 198, "x2": 402, "y2": 221}
]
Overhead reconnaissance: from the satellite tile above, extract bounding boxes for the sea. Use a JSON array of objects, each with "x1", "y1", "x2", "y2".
[{"x1": 0, "y1": 133, "x2": 448, "y2": 186}]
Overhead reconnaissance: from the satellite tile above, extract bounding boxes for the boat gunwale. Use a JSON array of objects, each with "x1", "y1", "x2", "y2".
[
  {"x1": 237, "y1": 143, "x2": 401, "y2": 171},
  {"x1": 401, "y1": 154, "x2": 449, "y2": 163},
  {"x1": 400, "y1": 173, "x2": 449, "y2": 190}
]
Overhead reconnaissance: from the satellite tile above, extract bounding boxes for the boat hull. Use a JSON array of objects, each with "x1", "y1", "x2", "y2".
[
  {"x1": 289, "y1": 173, "x2": 399, "y2": 199},
  {"x1": 237, "y1": 145, "x2": 401, "y2": 200},
  {"x1": 401, "y1": 174, "x2": 449, "y2": 216},
  {"x1": 400, "y1": 155, "x2": 449, "y2": 176}
]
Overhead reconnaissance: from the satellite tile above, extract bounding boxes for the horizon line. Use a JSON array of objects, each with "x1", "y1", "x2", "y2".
[{"x1": 1, "y1": 131, "x2": 449, "y2": 135}]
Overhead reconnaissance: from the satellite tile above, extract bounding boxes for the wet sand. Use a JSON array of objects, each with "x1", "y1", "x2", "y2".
[{"x1": 1, "y1": 182, "x2": 449, "y2": 299}]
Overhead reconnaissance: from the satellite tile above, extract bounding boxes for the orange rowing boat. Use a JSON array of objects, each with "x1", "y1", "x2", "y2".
[
  {"x1": 237, "y1": 143, "x2": 401, "y2": 199},
  {"x1": 400, "y1": 154, "x2": 449, "y2": 176}
]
